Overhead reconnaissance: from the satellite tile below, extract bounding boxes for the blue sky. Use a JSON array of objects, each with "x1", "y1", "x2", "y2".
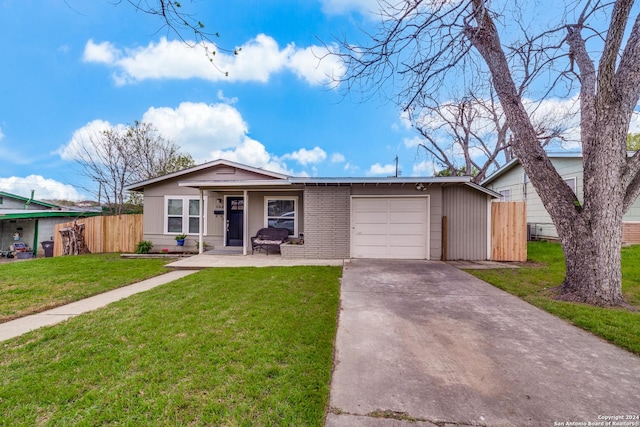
[{"x1": 0, "y1": 0, "x2": 430, "y2": 201}]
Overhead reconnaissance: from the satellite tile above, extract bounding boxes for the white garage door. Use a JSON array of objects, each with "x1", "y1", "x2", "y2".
[{"x1": 351, "y1": 196, "x2": 429, "y2": 259}]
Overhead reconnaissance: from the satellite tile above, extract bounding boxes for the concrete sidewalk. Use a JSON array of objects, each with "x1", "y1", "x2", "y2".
[
  {"x1": 0, "y1": 270, "x2": 197, "y2": 342},
  {"x1": 327, "y1": 259, "x2": 640, "y2": 427}
]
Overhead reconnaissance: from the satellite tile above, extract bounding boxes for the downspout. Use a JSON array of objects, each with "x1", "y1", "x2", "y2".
[{"x1": 24, "y1": 189, "x2": 35, "y2": 210}]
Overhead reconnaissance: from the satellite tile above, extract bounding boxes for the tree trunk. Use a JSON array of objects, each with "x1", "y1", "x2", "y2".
[
  {"x1": 554, "y1": 211, "x2": 624, "y2": 306},
  {"x1": 59, "y1": 221, "x2": 91, "y2": 256},
  {"x1": 465, "y1": 0, "x2": 628, "y2": 307}
]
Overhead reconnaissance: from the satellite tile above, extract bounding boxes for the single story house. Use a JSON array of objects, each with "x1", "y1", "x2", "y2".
[
  {"x1": 126, "y1": 159, "x2": 501, "y2": 261},
  {"x1": 0, "y1": 191, "x2": 100, "y2": 257},
  {"x1": 481, "y1": 152, "x2": 640, "y2": 242}
]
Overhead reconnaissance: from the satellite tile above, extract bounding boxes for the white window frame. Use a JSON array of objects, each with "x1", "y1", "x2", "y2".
[
  {"x1": 164, "y1": 196, "x2": 208, "y2": 236},
  {"x1": 498, "y1": 188, "x2": 511, "y2": 201},
  {"x1": 564, "y1": 177, "x2": 577, "y2": 195},
  {"x1": 264, "y1": 196, "x2": 298, "y2": 237}
]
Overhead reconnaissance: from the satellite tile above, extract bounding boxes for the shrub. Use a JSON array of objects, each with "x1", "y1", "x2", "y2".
[{"x1": 135, "y1": 240, "x2": 153, "y2": 254}]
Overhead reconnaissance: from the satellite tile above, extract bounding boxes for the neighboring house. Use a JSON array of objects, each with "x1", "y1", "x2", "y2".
[
  {"x1": 126, "y1": 159, "x2": 501, "y2": 261},
  {"x1": 0, "y1": 191, "x2": 100, "y2": 257},
  {"x1": 481, "y1": 152, "x2": 640, "y2": 242}
]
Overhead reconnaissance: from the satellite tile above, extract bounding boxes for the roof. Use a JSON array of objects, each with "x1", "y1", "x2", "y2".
[
  {"x1": 481, "y1": 152, "x2": 584, "y2": 186},
  {"x1": 177, "y1": 174, "x2": 501, "y2": 197},
  {"x1": 0, "y1": 210, "x2": 101, "y2": 220},
  {"x1": 0, "y1": 191, "x2": 61, "y2": 209},
  {"x1": 125, "y1": 159, "x2": 290, "y2": 192},
  {"x1": 128, "y1": 158, "x2": 500, "y2": 198}
]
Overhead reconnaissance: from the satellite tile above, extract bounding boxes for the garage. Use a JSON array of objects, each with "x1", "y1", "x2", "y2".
[{"x1": 351, "y1": 196, "x2": 429, "y2": 259}]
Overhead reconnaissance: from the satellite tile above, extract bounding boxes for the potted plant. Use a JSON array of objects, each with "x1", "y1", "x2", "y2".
[{"x1": 175, "y1": 234, "x2": 187, "y2": 246}]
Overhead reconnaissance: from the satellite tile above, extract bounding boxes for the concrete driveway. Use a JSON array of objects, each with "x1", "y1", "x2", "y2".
[{"x1": 327, "y1": 260, "x2": 640, "y2": 427}]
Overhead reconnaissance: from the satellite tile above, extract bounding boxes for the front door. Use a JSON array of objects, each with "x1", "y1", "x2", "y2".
[{"x1": 226, "y1": 197, "x2": 244, "y2": 246}]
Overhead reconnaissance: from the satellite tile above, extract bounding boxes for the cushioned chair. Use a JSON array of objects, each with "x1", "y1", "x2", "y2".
[{"x1": 251, "y1": 228, "x2": 290, "y2": 255}]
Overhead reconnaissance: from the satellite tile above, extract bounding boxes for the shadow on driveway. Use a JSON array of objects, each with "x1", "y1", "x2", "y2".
[{"x1": 327, "y1": 259, "x2": 640, "y2": 427}]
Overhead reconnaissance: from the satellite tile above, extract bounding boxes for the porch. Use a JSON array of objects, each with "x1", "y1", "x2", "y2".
[{"x1": 162, "y1": 248, "x2": 345, "y2": 269}]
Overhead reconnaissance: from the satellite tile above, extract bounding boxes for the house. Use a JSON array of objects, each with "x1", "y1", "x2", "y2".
[
  {"x1": 125, "y1": 159, "x2": 501, "y2": 261},
  {"x1": 481, "y1": 153, "x2": 640, "y2": 242},
  {"x1": 0, "y1": 191, "x2": 100, "y2": 257}
]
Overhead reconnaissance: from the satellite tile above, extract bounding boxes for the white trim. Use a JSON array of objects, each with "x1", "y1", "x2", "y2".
[
  {"x1": 350, "y1": 195, "x2": 430, "y2": 260},
  {"x1": 263, "y1": 196, "x2": 299, "y2": 237},
  {"x1": 564, "y1": 177, "x2": 577, "y2": 194},
  {"x1": 497, "y1": 187, "x2": 511, "y2": 201},
  {"x1": 164, "y1": 195, "x2": 208, "y2": 236}
]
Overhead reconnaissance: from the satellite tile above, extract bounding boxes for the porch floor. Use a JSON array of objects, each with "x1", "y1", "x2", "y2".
[{"x1": 165, "y1": 250, "x2": 345, "y2": 269}]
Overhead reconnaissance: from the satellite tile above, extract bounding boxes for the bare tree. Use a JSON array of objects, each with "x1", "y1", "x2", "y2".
[
  {"x1": 414, "y1": 89, "x2": 574, "y2": 182},
  {"x1": 72, "y1": 121, "x2": 194, "y2": 214},
  {"x1": 338, "y1": 0, "x2": 640, "y2": 307},
  {"x1": 412, "y1": 92, "x2": 512, "y2": 182},
  {"x1": 120, "y1": 0, "x2": 239, "y2": 73}
]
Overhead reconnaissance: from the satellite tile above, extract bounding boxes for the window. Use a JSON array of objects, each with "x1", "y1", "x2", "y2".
[
  {"x1": 498, "y1": 188, "x2": 511, "y2": 201},
  {"x1": 165, "y1": 196, "x2": 206, "y2": 235},
  {"x1": 265, "y1": 197, "x2": 297, "y2": 236},
  {"x1": 564, "y1": 177, "x2": 577, "y2": 195},
  {"x1": 0, "y1": 196, "x2": 3, "y2": 205}
]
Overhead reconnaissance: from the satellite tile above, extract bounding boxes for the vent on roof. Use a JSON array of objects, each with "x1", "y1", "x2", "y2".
[{"x1": 216, "y1": 167, "x2": 236, "y2": 175}]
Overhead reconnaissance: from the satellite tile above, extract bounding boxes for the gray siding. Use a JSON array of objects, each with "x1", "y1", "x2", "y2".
[
  {"x1": 443, "y1": 185, "x2": 489, "y2": 260},
  {"x1": 485, "y1": 157, "x2": 585, "y2": 239}
]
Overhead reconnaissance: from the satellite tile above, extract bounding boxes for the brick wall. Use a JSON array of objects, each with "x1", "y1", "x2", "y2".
[{"x1": 281, "y1": 186, "x2": 350, "y2": 259}]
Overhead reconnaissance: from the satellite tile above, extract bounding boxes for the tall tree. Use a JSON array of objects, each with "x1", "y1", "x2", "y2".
[
  {"x1": 72, "y1": 121, "x2": 194, "y2": 214},
  {"x1": 338, "y1": 0, "x2": 640, "y2": 307}
]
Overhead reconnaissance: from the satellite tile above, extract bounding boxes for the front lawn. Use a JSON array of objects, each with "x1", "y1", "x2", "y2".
[
  {"x1": 469, "y1": 241, "x2": 640, "y2": 355},
  {"x1": 0, "y1": 266, "x2": 341, "y2": 426},
  {"x1": 0, "y1": 254, "x2": 173, "y2": 322}
]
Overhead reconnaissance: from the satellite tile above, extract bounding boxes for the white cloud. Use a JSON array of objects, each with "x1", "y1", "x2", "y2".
[
  {"x1": 142, "y1": 102, "x2": 249, "y2": 162},
  {"x1": 286, "y1": 44, "x2": 345, "y2": 87},
  {"x1": 331, "y1": 153, "x2": 346, "y2": 163},
  {"x1": 403, "y1": 136, "x2": 423, "y2": 148},
  {"x1": 320, "y1": 0, "x2": 381, "y2": 15},
  {"x1": 55, "y1": 119, "x2": 117, "y2": 161},
  {"x1": 83, "y1": 39, "x2": 119, "y2": 63},
  {"x1": 0, "y1": 175, "x2": 84, "y2": 201},
  {"x1": 0, "y1": 127, "x2": 4, "y2": 140},
  {"x1": 282, "y1": 147, "x2": 327, "y2": 165},
  {"x1": 217, "y1": 90, "x2": 238, "y2": 105},
  {"x1": 367, "y1": 163, "x2": 396, "y2": 176},
  {"x1": 412, "y1": 161, "x2": 436, "y2": 176},
  {"x1": 209, "y1": 139, "x2": 296, "y2": 175},
  {"x1": 83, "y1": 34, "x2": 343, "y2": 87},
  {"x1": 58, "y1": 102, "x2": 331, "y2": 179}
]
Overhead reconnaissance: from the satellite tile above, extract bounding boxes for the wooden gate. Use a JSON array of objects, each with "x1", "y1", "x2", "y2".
[{"x1": 491, "y1": 201, "x2": 527, "y2": 262}]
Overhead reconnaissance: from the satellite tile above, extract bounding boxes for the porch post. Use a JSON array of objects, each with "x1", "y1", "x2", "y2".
[
  {"x1": 198, "y1": 189, "x2": 204, "y2": 254},
  {"x1": 243, "y1": 189, "x2": 248, "y2": 255}
]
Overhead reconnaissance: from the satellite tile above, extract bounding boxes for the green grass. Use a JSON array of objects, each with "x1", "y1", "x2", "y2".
[
  {"x1": 0, "y1": 254, "x2": 173, "y2": 322},
  {"x1": 0, "y1": 266, "x2": 341, "y2": 426},
  {"x1": 469, "y1": 241, "x2": 640, "y2": 355}
]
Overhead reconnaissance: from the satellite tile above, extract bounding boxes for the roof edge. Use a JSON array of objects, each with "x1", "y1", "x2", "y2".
[{"x1": 125, "y1": 159, "x2": 291, "y2": 191}]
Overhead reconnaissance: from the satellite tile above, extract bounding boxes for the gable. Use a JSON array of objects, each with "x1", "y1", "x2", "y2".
[{"x1": 141, "y1": 164, "x2": 288, "y2": 196}]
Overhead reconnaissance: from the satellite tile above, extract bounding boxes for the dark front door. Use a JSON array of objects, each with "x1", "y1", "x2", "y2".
[{"x1": 226, "y1": 197, "x2": 244, "y2": 246}]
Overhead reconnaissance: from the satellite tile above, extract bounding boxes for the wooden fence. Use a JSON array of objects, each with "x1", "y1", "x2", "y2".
[
  {"x1": 623, "y1": 222, "x2": 640, "y2": 244},
  {"x1": 53, "y1": 215, "x2": 143, "y2": 256},
  {"x1": 491, "y1": 201, "x2": 527, "y2": 262}
]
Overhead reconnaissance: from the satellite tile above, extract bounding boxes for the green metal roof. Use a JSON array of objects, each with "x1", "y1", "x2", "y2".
[
  {"x1": 0, "y1": 191, "x2": 60, "y2": 209},
  {"x1": 0, "y1": 210, "x2": 101, "y2": 220}
]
